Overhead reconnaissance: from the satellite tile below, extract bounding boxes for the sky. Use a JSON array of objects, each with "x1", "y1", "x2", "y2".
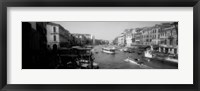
[{"x1": 53, "y1": 21, "x2": 172, "y2": 41}]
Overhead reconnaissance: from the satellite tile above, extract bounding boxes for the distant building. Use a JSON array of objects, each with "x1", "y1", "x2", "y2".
[
  {"x1": 113, "y1": 36, "x2": 119, "y2": 45},
  {"x1": 117, "y1": 33, "x2": 125, "y2": 46},
  {"x1": 73, "y1": 33, "x2": 93, "y2": 40},
  {"x1": 141, "y1": 27, "x2": 152, "y2": 45},
  {"x1": 72, "y1": 33, "x2": 95, "y2": 45},
  {"x1": 134, "y1": 28, "x2": 143, "y2": 45},
  {"x1": 124, "y1": 29, "x2": 135, "y2": 47}
]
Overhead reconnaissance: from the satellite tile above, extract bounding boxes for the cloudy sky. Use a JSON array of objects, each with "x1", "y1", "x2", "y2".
[{"x1": 53, "y1": 21, "x2": 172, "y2": 41}]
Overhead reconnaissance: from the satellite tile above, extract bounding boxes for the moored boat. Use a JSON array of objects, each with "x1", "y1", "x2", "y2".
[
  {"x1": 79, "y1": 59, "x2": 99, "y2": 69},
  {"x1": 165, "y1": 57, "x2": 178, "y2": 63},
  {"x1": 144, "y1": 50, "x2": 178, "y2": 64}
]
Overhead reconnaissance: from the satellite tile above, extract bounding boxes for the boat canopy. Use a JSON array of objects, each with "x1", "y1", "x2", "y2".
[{"x1": 72, "y1": 46, "x2": 91, "y2": 50}]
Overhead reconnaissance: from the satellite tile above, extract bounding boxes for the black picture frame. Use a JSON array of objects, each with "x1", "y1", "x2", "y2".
[{"x1": 0, "y1": 0, "x2": 199, "y2": 91}]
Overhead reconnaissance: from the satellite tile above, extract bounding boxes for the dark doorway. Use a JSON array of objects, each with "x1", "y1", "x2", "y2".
[{"x1": 53, "y1": 44, "x2": 57, "y2": 51}]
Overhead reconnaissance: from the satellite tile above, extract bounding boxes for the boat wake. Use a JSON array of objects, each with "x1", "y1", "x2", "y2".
[{"x1": 124, "y1": 57, "x2": 152, "y2": 69}]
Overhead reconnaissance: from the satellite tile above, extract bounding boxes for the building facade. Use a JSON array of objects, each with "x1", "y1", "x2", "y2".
[
  {"x1": 22, "y1": 22, "x2": 49, "y2": 68},
  {"x1": 46, "y1": 22, "x2": 70, "y2": 49},
  {"x1": 124, "y1": 29, "x2": 132, "y2": 47},
  {"x1": 72, "y1": 33, "x2": 95, "y2": 45},
  {"x1": 148, "y1": 26, "x2": 160, "y2": 45},
  {"x1": 158, "y1": 23, "x2": 178, "y2": 54},
  {"x1": 117, "y1": 33, "x2": 125, "y2": 46},
  {"x1": 124, "y1": 28, "x2": 136, "y2": 47},
  {"x1": 134, "y1": 28, "x2": 143, "y2": 45},
  {"x1": 115, "y1": 22, "x2": 178, "y2": 55},
  {"x1": 141, "y1": 27, "x2": 152, "y2": 45}
]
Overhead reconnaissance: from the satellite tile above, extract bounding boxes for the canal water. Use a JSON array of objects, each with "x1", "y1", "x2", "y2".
[{"x1": 92, "y1": 45, "x2": 178, "y2": 69}]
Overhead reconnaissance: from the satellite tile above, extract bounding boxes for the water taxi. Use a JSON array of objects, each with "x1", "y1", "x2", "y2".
[
  {"x1": 102, "y1": 47, "x2": 115, "y2": 54},
  {"x1": 124, "y1": 57, "x2": 152, "y2": 69},
  {"x1": 124, "y1": 57, "x2": 141, "y2": 64},
  {"x1": 144, "y1": 50, "x2": 153, "y2": 58}
]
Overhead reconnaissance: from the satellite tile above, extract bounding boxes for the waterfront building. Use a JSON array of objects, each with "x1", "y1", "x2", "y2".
[
  {"x1": 132, "y1": 22, "x2": 178, "y2": 55},
  {"x1": 159, "y1": 23, "x2": 178, "y2": 46},
  {"x1": 117, "y1": 33, "x2": 125, "y2": 46},
  {"x1": 73, "y1": 33, "x2": 94, "y2": 40},
  {"x1": 141, "y1": 27, "x2": 152, "y2": 45},
  {"x1": 158, "y1": 23, "x2": 178, "y2": 54},
  {"x1": 46, "y1": 22, "x2": 71, "y2": 49},
  {"x1": 124, "y1": 29, "x2": 136, "y2": 47},
  {"x1": 134, "y1": 28, "x2": 143, "y2": 45},
  {"x1": 113, "y1": 22, "x2": 178, "y2": 55},
  {"x1": 149, "y1": 25, "x2": 160, "y2": 45}
]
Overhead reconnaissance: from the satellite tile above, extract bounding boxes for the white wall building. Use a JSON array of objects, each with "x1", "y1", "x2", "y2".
[
  {"x1": 125, "y1": 33, "x2": 133, "y2": 47},
  {"x1": 46, "y1": 23, "x2": 60, "y2": 49},
  {"x1": 124, "y1": 29, "x2": 136, "y2": 47},
  {"x1": 118, "y1": 33, "x2": 125, "y2": 46}
]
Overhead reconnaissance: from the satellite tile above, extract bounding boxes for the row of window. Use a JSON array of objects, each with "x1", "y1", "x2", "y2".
[
  {"x1": 139, "y1": 39, "x2": 178, "y2": 45},
  {"x1": 151, "y1": 29, "x2": 157, "y2": 33},
  {"x1": 137, "y1": 32, "x2": 177, "y2": 39},
  {"x1": 141, "y1": 35, "x2": 157, "y2": 39}
]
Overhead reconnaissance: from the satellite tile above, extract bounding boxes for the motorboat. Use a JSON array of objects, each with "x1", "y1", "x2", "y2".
[
  {"x1": 144, "y1": 50, "x2": 178, "y2": 64},
  {"x1": 124, "y1": 57, "x2": 139, "y2": 64},
  {"x1": 124, "y1": 57, "x2": 152, "y2": 69},
  {"x1": 102, "y1": 47, "x2": 115, "y2": 54},
  {"x1": 144, "y1": 50, "x2": 153, "y2": 58}
]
